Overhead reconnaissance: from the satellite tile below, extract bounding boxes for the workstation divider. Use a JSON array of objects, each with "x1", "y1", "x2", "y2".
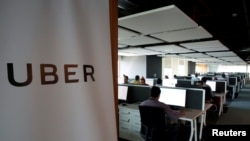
[{"x1": 227, "y1": 77, "x2": 237, "y2": 99}]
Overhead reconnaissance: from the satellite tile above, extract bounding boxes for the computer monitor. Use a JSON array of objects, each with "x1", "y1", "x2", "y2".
[
  {"x1": 216, "y1": 81, "x2": 227, "y2": 93},
  {"x1": 206, "y1": 81, "x2": 216, "y2": 92},
  {"x1": 118, "y1": 85, "x2": 128, "y2": 101},
  {"x1": 145, "y1": 78, "x2": 154, "y2": 86},
  {"x1": 228, "y1": 77, "x2": 237, "y2": 85},
  {"x1": 159, "y1": 88, "x2": 186, "y2": 107},
  {"x1": 162, "y1": 79, "x2": 177, "y2": 87}
]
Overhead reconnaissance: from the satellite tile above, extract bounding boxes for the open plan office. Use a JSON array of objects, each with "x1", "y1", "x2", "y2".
[{"x1": 117, "y1": 72, "x2": 248, "y2": 141}]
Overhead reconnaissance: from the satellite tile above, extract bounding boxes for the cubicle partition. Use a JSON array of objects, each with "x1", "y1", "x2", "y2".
[
  {"x1": 228, "y1": 77, "x2": 237, "y2": 86},
  {"x1": 215, "y1": 80, "x2": 227, "y2": 93},
  {"x1": 185, "y1": 88, "x2": 205, "y2": 110},
  {"x1": 175, "y1": 79, "x2": 193, "y2": 87},
  {"x1": 227, "y1": 77, "x2": 237, "y2": 99},
  {"x1": 118, "y1": 84, "x2": 151, "y2": 103}
]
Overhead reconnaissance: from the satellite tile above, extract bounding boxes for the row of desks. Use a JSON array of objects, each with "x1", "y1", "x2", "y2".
[{"x1": 214, "y1": 91, "x2": 227, "y2": 116}]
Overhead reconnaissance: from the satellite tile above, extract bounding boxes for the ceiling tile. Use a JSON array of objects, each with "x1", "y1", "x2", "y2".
[
  {"x1": 192, "y1": 47, "x2": 229, "y2": 52},
  {"x1": 205, "y1": 51, "x2": 237, "y2": 57},
  {"x1": 180, "y1": 40, "x2": 226, "y2": 49},
  {"x1": 145, "y1": 44, "x2": 194, "y2": 53},
  {"x1": 118, "y1": 47, "x2": 161, "y2": 56},
  {"x1": 220, "y1": 56, "x2": 244, "y2": 62},
  {"x1": 118, "y1": 5, "x2": 198, "y2": 34},
  {"x1": 118, "y1": 27, "x2": 140, "y2": 39},
  {"x1": 179, "y1": 53, "x2": 211, "y2": 58},
  {"x1": 118, "y1": 36, "x2": 163, "y2": 46},
  {"x1": 150, "y1": 26, "x2": 212, "y2": 42}
]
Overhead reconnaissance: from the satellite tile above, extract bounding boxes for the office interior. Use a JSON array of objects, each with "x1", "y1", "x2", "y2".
[{"x1": 117, "y1": 1, "x2": 250, "y2": 141}]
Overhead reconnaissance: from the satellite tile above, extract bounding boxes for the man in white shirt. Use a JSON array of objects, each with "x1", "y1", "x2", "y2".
[{"x1": 191, "y1": 73, "x2": 200, "y2": 85}]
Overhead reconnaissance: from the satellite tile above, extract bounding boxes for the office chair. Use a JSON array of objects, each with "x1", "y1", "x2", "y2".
[{"x1": 139, "y1": 106, "x2": 170, "y2": 141}]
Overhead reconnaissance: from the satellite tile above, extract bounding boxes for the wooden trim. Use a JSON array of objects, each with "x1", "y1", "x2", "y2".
[{"x1": 109, "y1": 0, "x2": 118, "y2": 138}]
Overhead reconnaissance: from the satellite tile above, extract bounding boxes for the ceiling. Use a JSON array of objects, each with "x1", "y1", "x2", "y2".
[{"x1": 118, "y1": 0, "x2": 250, "y2": 65}]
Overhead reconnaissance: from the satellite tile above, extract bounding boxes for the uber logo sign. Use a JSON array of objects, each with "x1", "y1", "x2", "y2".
[{"x1": 7, "y1": 63, "x2": 95, "y2": 87}]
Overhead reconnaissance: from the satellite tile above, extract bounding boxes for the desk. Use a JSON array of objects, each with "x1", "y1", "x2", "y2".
[
  {"x1": 179, "y1": 109, "x2": 203, "y2": 141},
  {"x1": 202, "y1": 103, "x2": 213, "y2": 126},
  {"x1": 118, "y1": 104, "x2": 203, "y2": 141},
  {"x1": 199, "y1": 103, "x2": 212, "y2": 140},
  {"x1": 214, "y1": 92, "x2": 227, "y2": 116},
  {"x1": 228, "y1": 85, "x2": 236, "y2": 99}
]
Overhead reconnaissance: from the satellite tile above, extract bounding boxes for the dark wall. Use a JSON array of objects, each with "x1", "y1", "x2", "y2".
[
  {"x1": 146, "y1": 55, "x2": 162, "y2": 78},
  {"x1": 188, "y1": 61, "x2": 196, "y2": 74}
]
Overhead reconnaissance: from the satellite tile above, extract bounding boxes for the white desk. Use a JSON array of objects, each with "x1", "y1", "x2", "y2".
[
  {"x1": 214, "y1": 91, "x2": 227, "y2": 116},
  {"x1": 202, "y1": 103, "x2": 213, "y2": 126},
  {"x1": 228, "y1": 85, "x2": 236, "y2": 99},
  {"x1": 179, "y1": 109, "x2": 203, "y2": 141},
  {"x1": 199, "y1": 103, "x2": 212, "y2": 140},
  {"x1": 118, "y1": 104, "x2": 203, "y2": 141}
]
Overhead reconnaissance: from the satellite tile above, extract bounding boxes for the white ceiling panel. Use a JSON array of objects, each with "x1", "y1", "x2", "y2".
[
  {"x1": 118, "y1": 5, "x2": 198, "y2": 34},
  {"x1": 179, "y1": 53, "x2": 211, "y2": 58},
  {"x1": 220, "y1": 56, "x2": 244, "y2": 62},
  {"x1": 150, "y1": 26, "x2": 212, "y2": 42},
  {"x1": 166, "y1": 48, "x2": 196, "y2": 53},
  {"x1": 205, "y1": 51, "x2": 237, "y2": 57},
  {"x1": 118, "y1": 36, "x2": 163, "y2": 46},
  {"x1": 199, "y1": 57, "x2": 223, "y2": 62},
  {"x1": 118, "y1": 44, "x2": 128, "y2": 48},
  {"x1": 192, "y1": 47, "x2": 229, "y2": 52},
  {"x1": 118, "y1": 27, "x2": 140, "y2": 39},
  {"x1": 180, "y1": 40, "x2": 225, "y2": 49},
  {"x1": 145, "y1": 44, "x2": 194, "y2": 53},
  {"x1": 217, "y1": 62, "x2": 234, "y2": 65},
  {"x1": 157, "y1": 54, "x2": 181, "y2": 58},
  {"x1": 118, "y1": 47, "x2": 161, "y2": 56}
]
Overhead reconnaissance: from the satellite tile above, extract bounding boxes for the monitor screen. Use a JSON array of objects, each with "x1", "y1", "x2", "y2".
[
  {"x1": 118, "y1": 85, "x2": 128, "y2": 101},
  {"x1": 216, "y1": 81, "x2": 226, "y2": 93},
  {"x1": 229, "y1": 77, "x2": 237, "y2": 85},
  {"x1": 206, "y1": 81, "x2": 216, "y2": 91},
  {"x1": 159, "y1": 88, "x2": 186, "y2": 107},
  {"x1": 145, "y1": 78, "x2": 154, "y2": 86},
  {"x1": 162, "y1": 79, "x2": 177, "y2": 87}
]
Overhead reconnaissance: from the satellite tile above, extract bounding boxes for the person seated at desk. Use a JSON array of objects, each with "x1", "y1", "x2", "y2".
[
  {"x1": 155, "y1": 78, "x2": 162, "y2": 86},
  {"x1": 221, "y1": 73, "x2": 227, "y2": 79},
  {"x1": 140, "y1": 86, "x2": 185, "y2": 122},
  {"x1": 132, "y1": 75, "x2": 140, "y2": 85},
  {"x1": 191, "y1": 73, "x2": 200, "y2": 85},
  {"x1": 196, "y1": 78, "x2": 218, "y2": 111},
  {"x1": 140, "y1": 76, "x2": 149, "y2": 86},
  {"x1": 123, "y1": 74, "x2": 129, "y2": 84},
  {"x1": 140, "y1": 86, "x2": 186, "y2": 141}
]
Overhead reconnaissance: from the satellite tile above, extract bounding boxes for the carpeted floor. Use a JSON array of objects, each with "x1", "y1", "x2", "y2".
[{"x1": 215, "y1": 83, "x2": 250, "y2": 125}]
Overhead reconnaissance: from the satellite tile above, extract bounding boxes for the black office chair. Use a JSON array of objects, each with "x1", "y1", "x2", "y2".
[{"x1": 139, "y1": 106, "x2": 170, "y2": 141}]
